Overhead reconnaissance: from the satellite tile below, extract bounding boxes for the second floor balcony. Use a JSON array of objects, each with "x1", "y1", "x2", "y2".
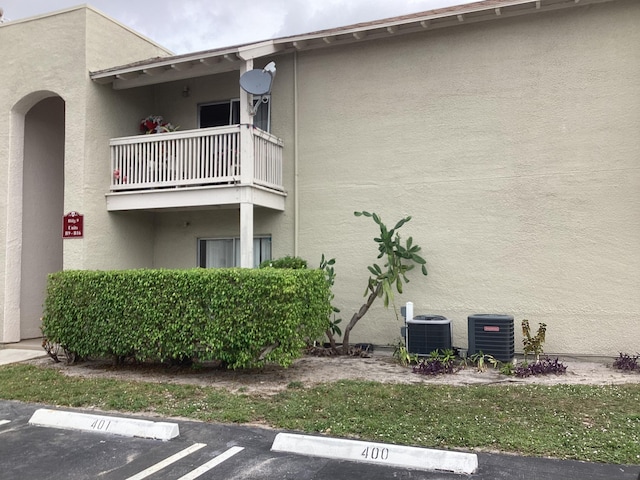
[{"x1": 105, "y1": 125, "x2": 286, "y2": 212}]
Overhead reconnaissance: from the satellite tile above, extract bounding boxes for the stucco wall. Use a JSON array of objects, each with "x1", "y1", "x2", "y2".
[
  {"x1": 78, "y1": 8, "x2": 171, "y2": 271},
  {"x1": 292, "y1": 0, "x2": 640, "y2": 355},
  {"x1": 0, "y1": 7, "x2": 174, "y2": 341},
  {"x1": 0, "y1": 8, "x2": 91, "y2": 340},
  {"x1": 268, "y1": 55, "x2": 297, "y2": 261}
]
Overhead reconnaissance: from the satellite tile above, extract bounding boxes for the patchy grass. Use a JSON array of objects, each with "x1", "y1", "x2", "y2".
[{"x1": 1, "y1": 365, "x2": 639, "y2": 464}]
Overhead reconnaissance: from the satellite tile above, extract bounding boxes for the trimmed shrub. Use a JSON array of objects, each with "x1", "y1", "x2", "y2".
[
  {"x1": 42, "y1": 268, "x2": 331, "y2": 369},
  {"x1": 259, "y1": 256, "x2": 308, "y2": 269}
]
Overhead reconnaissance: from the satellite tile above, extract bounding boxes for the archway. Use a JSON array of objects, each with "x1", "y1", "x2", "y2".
[
  {"x1": 3, "y1": 92, "x2": 65, "y2": 341},
  {"x1": 20, "y1": 97, "x2": 65, "y2": 338}
]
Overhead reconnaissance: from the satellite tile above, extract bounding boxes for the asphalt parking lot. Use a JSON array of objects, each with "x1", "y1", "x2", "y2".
[{"x1": 0, "y1": 400, "x2": 638, "y2": 479}]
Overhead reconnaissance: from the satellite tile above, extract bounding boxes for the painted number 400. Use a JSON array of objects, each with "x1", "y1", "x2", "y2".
[{"x1": 361, "y1": 446, "x2": 389, "y2": 461}]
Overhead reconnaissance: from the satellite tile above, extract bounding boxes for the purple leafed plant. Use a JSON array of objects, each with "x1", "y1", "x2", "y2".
[
  {"x1": 514, "y1": 357, "x2": 567, "y2": 378},
  {"x1": 412, "y1": 358, "x2": 457, "y2": 376},
  {"x1": 612, "y1": 353, "x2": 639, "y2": 372}
]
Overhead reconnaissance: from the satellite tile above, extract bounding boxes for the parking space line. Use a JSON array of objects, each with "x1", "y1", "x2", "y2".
[
  {"x1": 125, "y1": 443, "x2": 207, "y2": 480},
  {"x1": 177, "y1": 446, "x2": 245, "y2": 480},
  {"x1": 0, "y1": 420, "x2": 10, "y2": 426}
]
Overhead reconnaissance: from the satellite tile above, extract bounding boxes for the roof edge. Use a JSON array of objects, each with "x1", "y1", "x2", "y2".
[{"x1": 90, "y1": 0, "x2": 620, "y2": 89}]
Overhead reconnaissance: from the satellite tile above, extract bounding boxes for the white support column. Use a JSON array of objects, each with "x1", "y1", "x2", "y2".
[
  {"x1": 240, "y1": 202, "x2": 254, "y2": 268},
  {"x1": 239, "y1": 59, "x2": 255, "y2": 185},
  {"x1": 239, "y1": 59, "x2": 255, "y2": 268}
]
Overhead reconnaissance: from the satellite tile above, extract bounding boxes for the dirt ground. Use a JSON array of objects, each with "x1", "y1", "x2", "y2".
[{"x1": 28, "y1": 350, "x2": 640, "y2": 396}]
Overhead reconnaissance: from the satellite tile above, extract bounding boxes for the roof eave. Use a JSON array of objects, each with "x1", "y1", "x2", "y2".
[
  {"x1": 90, "y1": 0, "x2": 616, "y2": 89},
  {"x1": 91, "y1": 40, "x2": 285, "y2": 90}
]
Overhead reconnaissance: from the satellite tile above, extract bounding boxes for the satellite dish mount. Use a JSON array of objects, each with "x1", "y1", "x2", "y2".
[{"x1": 239, "y1": 62, "x2": 276, "y2": 116}]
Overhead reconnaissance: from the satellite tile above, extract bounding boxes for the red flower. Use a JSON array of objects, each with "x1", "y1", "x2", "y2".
[{"x1": 140, "y1": 115, "x2": 178, "y2": 134}]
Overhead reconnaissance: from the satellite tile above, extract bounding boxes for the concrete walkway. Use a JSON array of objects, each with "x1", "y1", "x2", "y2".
[{"x1": 0, "y1": 338, "x2": 46, "y2": 366}]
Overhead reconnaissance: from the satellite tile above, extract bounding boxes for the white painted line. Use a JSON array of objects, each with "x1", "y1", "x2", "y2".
[
  {"x1": 0, "y1": 420, "x2": 10, "y2": 426},
  {"x1": 28, "y1": 408, "x2": 179, "y2": 440},
  {"x1": 125, "y1": 443, "x2": 207, "y2": 480},
  {"x1": 271, "y1": 433, "x2": 478, "y2": 475},
  {"x1": 177, "y1": 446, "x2": 245, "y2": 480}
]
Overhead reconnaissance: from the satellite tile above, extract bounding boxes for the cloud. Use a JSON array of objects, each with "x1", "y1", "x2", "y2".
[
  {"x1": 135, "y1": 0, "x2": 288, "y2": 53},
  {"x1": 0, "y1": 0, "x2": 477, "y2": 54},
  {"x1": 117, "y1": 0, "x2": 478, "y2": 54}
]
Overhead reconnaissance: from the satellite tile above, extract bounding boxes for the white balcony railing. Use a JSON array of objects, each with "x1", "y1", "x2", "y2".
[
  {"x1": 253, "y1": 128, "x2": 284, "y2": 190},
  {"x1": 110, "y1": 125, "x2": 283, "y2": 192}
]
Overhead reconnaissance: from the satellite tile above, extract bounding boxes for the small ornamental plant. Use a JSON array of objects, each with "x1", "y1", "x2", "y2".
[
  {"x1": 412, "y1": 349, "x2": 457, "y2": 375},
  {"x1": 501, "y1": 321, "x2": 568, "y2": 377},
  {"x1": 612, "y1": 352, "x2": 639, "y2": 372},
  {"x1": 140, "y1": 115, "x2": 178, "y2": 134},
  {"x1": 393, "y1": 342, "x2": 418, "y2": 366},
  {"x1": 522, "y1": 319, "x2": 547, "y2": 362},
  {"x1": 514, "y1": 357, "x2": 567, "y2": 377}
]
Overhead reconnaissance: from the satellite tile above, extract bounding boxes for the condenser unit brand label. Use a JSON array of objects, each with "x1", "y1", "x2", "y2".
[{"x1": 483, "y1": 326, "x2": 500, "y2": 332}]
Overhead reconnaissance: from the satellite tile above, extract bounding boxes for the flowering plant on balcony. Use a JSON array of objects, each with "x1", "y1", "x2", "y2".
[
  {"x1": 113, "y1": 169, "x2": 127, "y2": 183},
  {"x1": 140, "y1": 115, "x2": 179, "y2": 134}
]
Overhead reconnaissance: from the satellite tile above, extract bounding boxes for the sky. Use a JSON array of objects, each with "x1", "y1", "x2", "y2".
[{"x1": 0, "y1": 0, "x2": 478, "y2": 54}]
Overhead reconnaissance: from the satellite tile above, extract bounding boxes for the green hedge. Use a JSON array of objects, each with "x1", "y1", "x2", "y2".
[
  {"x1": 42, "y1": 268, "x2": 331, "y2": 369},
  {"x1": 259, "y1": 256, "x2": 308, "y2": 269}
]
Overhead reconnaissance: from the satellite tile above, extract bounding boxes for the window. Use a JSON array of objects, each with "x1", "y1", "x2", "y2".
[
  {"x1": 199, "y1": 99, "x2": 270, "y2": 132},
  {"x1": 253, "y1": 101, "x2": 270, "y2": 132},
  {"x1": 199, "y1": 100, "x2": 240, "y2": 128},
  {"x1": 198, "y1": 236, "x2": 271, "y2": 268}
]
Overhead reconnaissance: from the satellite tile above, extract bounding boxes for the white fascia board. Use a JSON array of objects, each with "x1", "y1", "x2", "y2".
[{"x1": 237, "y1": 41, "x2": 284, "y2": 61}]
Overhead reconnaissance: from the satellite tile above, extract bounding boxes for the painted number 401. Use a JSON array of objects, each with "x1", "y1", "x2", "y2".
[
  {"x1": 90, "y1": 419, "x2": 111, "y2": 431},
  {"x1": 361, "y1": 446, "x2": 389, "y2": 461}
]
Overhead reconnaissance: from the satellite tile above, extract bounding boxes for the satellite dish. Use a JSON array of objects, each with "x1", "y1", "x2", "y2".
[
  {"x1": 240, "y1": 69, "x2": 273, "y2": 96},
  {"x1": 239, "y1": 62, "x2": 276, "y2": 116}
]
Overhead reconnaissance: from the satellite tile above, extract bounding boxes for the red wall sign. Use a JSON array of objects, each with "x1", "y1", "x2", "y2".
[{"x1": 63, "y1": 212, "x2": 84, "y2": 239}]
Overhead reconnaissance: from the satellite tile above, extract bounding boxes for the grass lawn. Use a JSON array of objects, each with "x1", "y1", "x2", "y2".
[{"x1": 0, "y1": 364, "x2": 638, "y2": 465}]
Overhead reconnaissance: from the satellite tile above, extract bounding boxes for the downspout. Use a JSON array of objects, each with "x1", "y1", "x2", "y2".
[{"x1": 293, "y1": 51, "x2": 300, "y2": 257}]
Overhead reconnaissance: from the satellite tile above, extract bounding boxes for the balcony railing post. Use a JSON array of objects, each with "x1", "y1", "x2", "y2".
[{"x1": 239, "y1": 124, "x2": 254, "y2": 185}]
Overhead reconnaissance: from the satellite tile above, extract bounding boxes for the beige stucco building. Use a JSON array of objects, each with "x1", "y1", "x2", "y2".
[{"x1": 1, "y1": 0, "x2": 638, "y2": 356}]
